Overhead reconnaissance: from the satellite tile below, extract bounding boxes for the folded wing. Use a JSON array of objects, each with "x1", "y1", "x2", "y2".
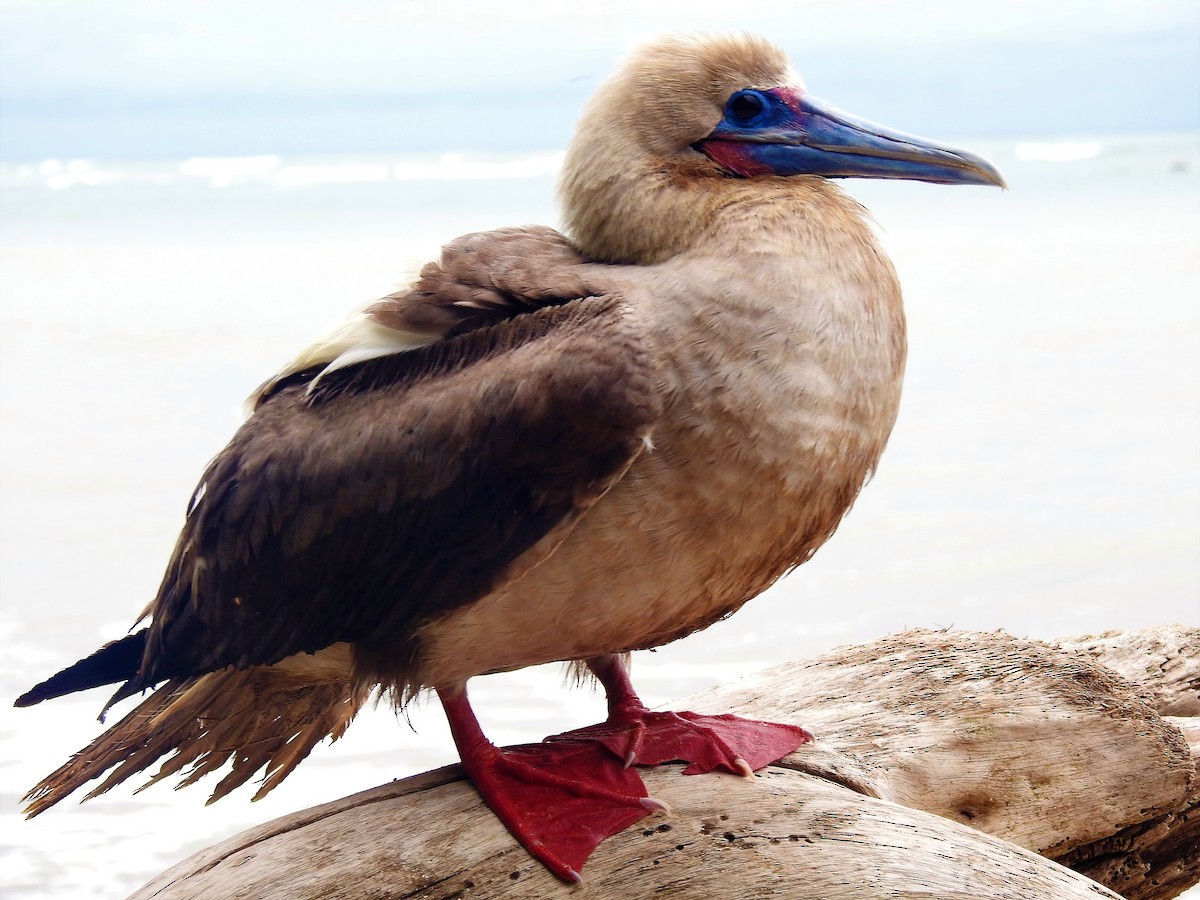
[{"x1": 21, "y1": 292, "x2": 661, "y2": 713}]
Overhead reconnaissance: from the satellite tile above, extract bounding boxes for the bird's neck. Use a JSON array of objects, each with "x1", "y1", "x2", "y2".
[
  {"x1": 560, "y1": 163, "x2": 728, "y2": 264},
  {"x1": 562, "y1": 167, "x2": 870, "y2": 266},
  {"x1": 624, "y1": 175, "x2": 907, "y2": 504},
  {"x1": 565, "y1": 168, "x2": 907, "y2": 469}
]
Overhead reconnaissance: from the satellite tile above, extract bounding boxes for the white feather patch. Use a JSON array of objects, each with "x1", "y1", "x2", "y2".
[{"x1": 247, "y1": 312, "x2": 440, "y2": 412}]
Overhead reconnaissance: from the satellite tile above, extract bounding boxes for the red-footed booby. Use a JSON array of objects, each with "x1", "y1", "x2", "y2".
[{"x1": 16, "y1": 34, "x2": 1003, "y2": 882}]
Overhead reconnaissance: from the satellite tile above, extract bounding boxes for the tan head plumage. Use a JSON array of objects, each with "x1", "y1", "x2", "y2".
[{"x1": 560, "y1": 34, "x2": 802, "y2": 265}]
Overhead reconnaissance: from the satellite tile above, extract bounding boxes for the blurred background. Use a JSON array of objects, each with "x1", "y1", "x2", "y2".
[
  {"x1": 3, "y1": 0, "x2": 1198, "y2": 158},
  {"x1": 2, "y1": 2, "x2": 1198, "y2": 896}
]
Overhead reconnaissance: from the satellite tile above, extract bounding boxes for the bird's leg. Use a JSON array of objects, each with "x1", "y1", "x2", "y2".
[
  {"x1": 548, "y1": 654, "x2": 814, "y2": 776},
  {"x1": 436, "y1": 684, "x2": 664, "y2": 883}
]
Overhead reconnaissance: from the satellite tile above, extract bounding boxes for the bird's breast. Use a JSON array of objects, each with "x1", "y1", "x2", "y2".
[{"x1": 417, "y1": 204, "x2": 906, "y2": 688}]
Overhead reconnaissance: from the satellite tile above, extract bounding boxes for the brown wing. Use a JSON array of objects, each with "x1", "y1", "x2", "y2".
[{"x1": 137, "y1": 295, "x2": 660, "y2": 691}]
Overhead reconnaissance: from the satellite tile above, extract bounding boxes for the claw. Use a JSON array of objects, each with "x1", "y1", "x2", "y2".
[{"x1": 640, "y1": 796, "x2": 671, "y2": 814}]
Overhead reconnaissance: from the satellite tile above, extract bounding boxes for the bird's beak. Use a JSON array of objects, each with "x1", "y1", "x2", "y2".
[{"x1": 700, "y1": 93, "x2": 1006, "y2": 188}]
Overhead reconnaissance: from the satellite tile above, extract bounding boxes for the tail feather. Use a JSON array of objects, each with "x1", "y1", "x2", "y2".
[
  {"x1": 22, "y1": 653, "x2": 363, "y2": 818},
  {"x1": 14, "y1": 631, "x2": 147, "y2": 709}
]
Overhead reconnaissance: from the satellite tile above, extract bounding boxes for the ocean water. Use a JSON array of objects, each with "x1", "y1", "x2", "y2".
[{"x1": 1, "y1": 133, "x2": 1198, "y2": 897}]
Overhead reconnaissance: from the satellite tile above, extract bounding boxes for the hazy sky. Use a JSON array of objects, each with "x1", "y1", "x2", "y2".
[{"x1": 2, "y1": 0, "x2": 1198, "y2": 159}]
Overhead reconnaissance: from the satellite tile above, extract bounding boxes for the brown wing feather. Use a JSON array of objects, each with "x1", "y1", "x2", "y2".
[
  {"x1": 137, "y1": 295, "x2": 661, "y2": 695},
  {"x1": 22, "y1": 652, "x2": 362, "y2": 817},
  {"x1": 365, "y1": 225, "x2": 600, "y2": 340}
]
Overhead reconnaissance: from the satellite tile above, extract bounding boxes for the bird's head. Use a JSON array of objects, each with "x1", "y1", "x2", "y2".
[{"x1": 561, "y1": 33, "x2": 1004, "y2": 264}]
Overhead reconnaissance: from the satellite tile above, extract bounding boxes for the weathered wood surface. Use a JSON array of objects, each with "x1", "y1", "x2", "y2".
[
  {"x1": 1059, "y1": 625, "x2": 1199, "y2": 716},
  {"x1": 693, "y1": 626, "x2": 1199, "y2": 900},
  {"x1": 133, "y1": 626, "x2": 1198, "y2": 900},
  {"x1": 1054, "y1": 626, "x2": 1200, "y2": 899}
]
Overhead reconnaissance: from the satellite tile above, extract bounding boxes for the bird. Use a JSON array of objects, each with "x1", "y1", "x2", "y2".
[{"x1": 15, "y1": 33, "x2": 1003, "y2": 883}]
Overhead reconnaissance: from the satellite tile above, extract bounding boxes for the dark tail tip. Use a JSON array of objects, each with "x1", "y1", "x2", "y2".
[{"x1": 14, "y1": 630, "x2": 147, "y2": 708}]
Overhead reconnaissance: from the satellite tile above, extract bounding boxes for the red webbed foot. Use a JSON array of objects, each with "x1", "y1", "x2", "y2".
[
  {"x1": 438, "y1": 688, "x2": 666, "y2": 883},
  {"x1": 556, "y1": 655, "x2": 813, "y2": 776},
  {"x1": 553, "y1": 706, "x2": 813, "y2": 775},
  {"x1": 437, "y1": 658, "x2": 811, "y2": 883}
]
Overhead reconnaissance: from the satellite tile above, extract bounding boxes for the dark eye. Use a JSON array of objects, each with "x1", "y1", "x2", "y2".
[{"x1": 728, "y1": 90, "x2": 766, "y2": 123}]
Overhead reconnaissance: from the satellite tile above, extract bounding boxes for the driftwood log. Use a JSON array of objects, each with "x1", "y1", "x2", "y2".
[{"x1": 133, "y1": 626, "x2": 1198, "y2": 899}]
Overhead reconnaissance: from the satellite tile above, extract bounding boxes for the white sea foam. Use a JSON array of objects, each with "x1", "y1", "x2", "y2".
[
  {"x1": 2, "y1": 150, "x2": 566, "y2": 191},
  {"x1": 179, "y1": 154, "x2": 281, "y2": 186},
  {"x1": 14, "y1": 138, "x2": 1199, "y2": 194},
  {"x1": 390, "y1": 151, "x2": 564, "y2": 181},
  {"x1": 273, "y1": 161, "x2": 393, "y2": 186}
]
